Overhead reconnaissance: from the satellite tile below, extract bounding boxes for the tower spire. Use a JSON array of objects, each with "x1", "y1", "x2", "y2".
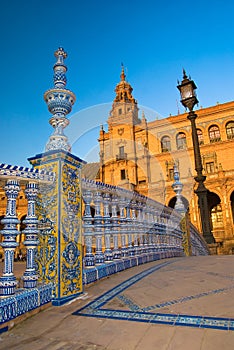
[
  {"x1": 44, "y1": 47, "x2": 76, "y2": 152},
  {"x1": 114, "y1": 65, "x2": 136, "y2": 104},
  {"x1": 120, "y1": 63, "x2": 126, "y2": 81}
]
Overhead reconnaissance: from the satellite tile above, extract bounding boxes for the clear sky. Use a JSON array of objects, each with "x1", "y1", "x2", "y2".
[{"x1": 1, "y1": 0, "x2": 234, "y2": 167}]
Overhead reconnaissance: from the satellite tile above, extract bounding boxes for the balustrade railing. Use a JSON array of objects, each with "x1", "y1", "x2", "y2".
[
  {"x1": 81, "y1": 179, "x2": 193, "y2": 268},
  {"x1": 0, "y1": 165, "x2": 209, "y2": 297},
  {"x1": 0, "y1": 163, "x2": 55, "y2": 296}
]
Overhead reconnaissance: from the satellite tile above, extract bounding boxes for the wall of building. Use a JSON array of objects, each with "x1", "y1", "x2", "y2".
[{"x1": 98, "y1": 70, "x2": 234, "y2": 254}]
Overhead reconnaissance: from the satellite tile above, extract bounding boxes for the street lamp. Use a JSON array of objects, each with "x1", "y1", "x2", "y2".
[{"x1": 177, "y1": 69, "x2": 215, "y2": 244}]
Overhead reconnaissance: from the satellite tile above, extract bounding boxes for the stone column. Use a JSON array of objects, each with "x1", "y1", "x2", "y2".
[
  {"x1": 83, "y1": 190, "x2": 95, "y2": 267},
  {"x1": 22, "y1": 182, "x2": 39, "y2": 288},
  {"x1": 0, "y1": 180, "x2": 20, "y2": 295}
]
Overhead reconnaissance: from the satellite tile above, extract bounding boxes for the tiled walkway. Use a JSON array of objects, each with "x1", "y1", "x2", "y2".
[
  {"x1": 1, "y1": 255, "x2": 234, "y2": 349},
  {"x1": 74, "y1": 259, "x2": 234, "y2": 331}
]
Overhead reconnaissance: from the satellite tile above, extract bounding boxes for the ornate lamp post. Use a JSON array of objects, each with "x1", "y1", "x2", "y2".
[{"x1": 177, "y1": 70, "x2": 215, "y2": 244}]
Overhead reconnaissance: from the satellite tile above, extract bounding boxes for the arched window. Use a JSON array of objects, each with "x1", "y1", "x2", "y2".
[
  {"x1": 211, "y1": 204, "x2": 223, "y2": 229},
  {"x1": 161, "y1": 136, "x2": 171, "y2": 153},
  {"x1": 209, "y1": 125, "x2": 221, "y2": 143},
  {"x1": 176, "y1": 132, "x2": 187, "y2": 150},
  {"x1": 197, "y1": 128, "x2": 204, "y2": 145},
  {"x1": 226, "y1": 121, "x2": 234, "y2": 139}
]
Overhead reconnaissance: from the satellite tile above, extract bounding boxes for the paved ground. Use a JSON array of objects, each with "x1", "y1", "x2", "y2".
[{"x1": 0, "y1": 255, "x2": 234, "y2": 349}]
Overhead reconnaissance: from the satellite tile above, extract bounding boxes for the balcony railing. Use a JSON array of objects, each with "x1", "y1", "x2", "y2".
[{"x1": 116, "y1": 153, "x2": 127, "y2": 161}]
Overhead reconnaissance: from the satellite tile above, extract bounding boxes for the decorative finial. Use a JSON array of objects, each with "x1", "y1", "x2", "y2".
[
  {"x1": 172, "y1": 163, "x2": 186, "y2": 214},
  {"x1": 120, "y1": 63, "x2": 126, "y2": 81},
  {"x1": 44, "y1": 47, "x2": 76, "y2": 152},
  {"x1": 182, "y1": 68, "x2": 187, "y2": 79},
  {"x1": 53, "y1": 47, "x2": 68, "y2": 89}
]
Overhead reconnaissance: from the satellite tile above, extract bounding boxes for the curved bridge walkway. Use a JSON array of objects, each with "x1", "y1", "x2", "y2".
[{"x1": 1, "y1": 255, "x2": 234, "y2": 350}]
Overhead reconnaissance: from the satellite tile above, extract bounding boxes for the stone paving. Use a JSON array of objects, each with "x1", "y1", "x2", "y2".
[{"x1": 0, "y1": 255, "x2": 234, "y2": 349}]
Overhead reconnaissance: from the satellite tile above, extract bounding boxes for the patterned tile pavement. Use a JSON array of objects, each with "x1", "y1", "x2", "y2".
[
  {"x1": 1, "y1": 256, "x2": 234, "y2": 350},
  {"x1": 74, "y1": 259, "x2": 234, "y2": 331}
]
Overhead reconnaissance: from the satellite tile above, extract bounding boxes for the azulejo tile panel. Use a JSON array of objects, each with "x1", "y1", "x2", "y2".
[
  {"x1": 74, "y1": 260, "x2": 234, "y2": 331},
  {"x1": 0, "y1": 284, "x2": 52, "y2": 327},
  {"x1": 30, "y1": 150, "x2": 83, "y2": 305}
]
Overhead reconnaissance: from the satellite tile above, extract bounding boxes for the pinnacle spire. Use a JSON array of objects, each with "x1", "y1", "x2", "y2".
[
  {"x1": 44, "y1": 47, "x2": 76, "y2": 152},
  {"x1": 120, "y1": 63, "x2": 126, "y2": 81},
  {"x1": 114, "y1": 65, "x2": 136, "y2": 104}
]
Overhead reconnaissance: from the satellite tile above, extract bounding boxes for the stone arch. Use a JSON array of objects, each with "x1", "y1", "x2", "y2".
[
  {"x1": 225, "y1": 120, "x2": 234, "y2": 140},
  {"x1": 176, "y1": 132, "x2": 187, "y2": 150},
  {"x1": 208, "y1": 124, "x2": 221, "y2": 143},
  {"x1": 161, "y1": 135, "x2": 171, "y2": 153},
  {"x1": 207, "y1": 191, "x2": 223, "y2": 231},
  {"x1": 196, "y1": 128, "x2": 204, "y2": 145}
]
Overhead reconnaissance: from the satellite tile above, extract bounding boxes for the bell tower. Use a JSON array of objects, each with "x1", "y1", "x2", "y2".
[
  {"x1": 99, "y1": 66, "x2": 141, "y2": 189},
  {"x1": 108, "y1": 65, "x2": 140, "y2": 127}
]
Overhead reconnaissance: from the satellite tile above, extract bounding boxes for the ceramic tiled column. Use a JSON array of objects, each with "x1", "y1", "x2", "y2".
[
  {"x1": 22, "y1": 182, "x2": 39, "y2": 288},
  {"x1": 103, "y1": 193, "x2": 113, "y2": 262},
  {"x1": 0, "y1": 180, "x2": 20, "y2": 295},
  {"x1": 83, "y1": 190, "x2": 95, "y2": 267},
  {"x1": 94, "y1": 191, "x2": 104, "y2": 264},
  {"x1": 111, "y1": 195, "x2": 121, "y2": 259}
]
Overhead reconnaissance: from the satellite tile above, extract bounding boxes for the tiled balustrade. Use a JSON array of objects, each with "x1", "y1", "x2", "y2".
[{"x1": 82, "y1": 179, "x2": 209, "y2": 284}]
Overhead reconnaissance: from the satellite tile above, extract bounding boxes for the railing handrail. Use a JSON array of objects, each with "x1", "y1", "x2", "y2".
[{"x1": 0, "y1": 162, "x2": 55, "y2": 184}]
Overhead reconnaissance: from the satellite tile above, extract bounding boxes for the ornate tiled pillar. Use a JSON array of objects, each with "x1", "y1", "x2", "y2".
[
  {"x1": 0, "y1": 180, "x2": 20, "y2": 295},
  {"x1": 83, "y1": 190, "x2": 95, "y2": 267},
  {"x1": 94, "y1": 191, "x2": 105, "y2": 264},
  {"x1": 29, "y1": 47, "x2": 83, "y2": 305},
  {"x1": 103, "y1": 193, "x2": 113, "y2": 262},
  {"x1": 111, "y1": 195, "x2": 121, "y2": 259},
  {"x1": 22, "y1": 182, "x2": 39, "y2": 288}
]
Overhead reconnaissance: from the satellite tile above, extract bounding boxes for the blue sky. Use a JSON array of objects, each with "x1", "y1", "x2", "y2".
[{"x1": 1, "y1": 0, "x2": 234, "y2": 167}]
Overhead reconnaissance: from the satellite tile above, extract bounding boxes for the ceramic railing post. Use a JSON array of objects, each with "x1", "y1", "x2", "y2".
[
  {"x1": 22, "y1": 182, "x2": 39, "y2": 288},
  {"x1": 137, "y1": 203, "x2": 144, "y2": 254},
  {"x1": 131, "y1": 201, "x2": 138, "y2": 255},
  {"x1": 83, "y1": 190, "x2": 95, "y2": 267},
  {"x1": 112, "y1": 195, "x2": 121, "y2": 259},
  {"x1": 103, "y1": 193, "x2": 113, "y2": 262},
  {"x1": 126, "y1": 204, "x2": 134, "y2": 256},
  {"x1": 0, "y1": 180, "x2": 20, "y2": 295},
  {"x1": 119, "y1": 198, "x2": 128, "y2": 257},
  {"x1": 94, "y1": 191, "x2": 104, "y2": 264},
  {"x1": 142, "y1": 207, "x2": 150, "y2": 253}
]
